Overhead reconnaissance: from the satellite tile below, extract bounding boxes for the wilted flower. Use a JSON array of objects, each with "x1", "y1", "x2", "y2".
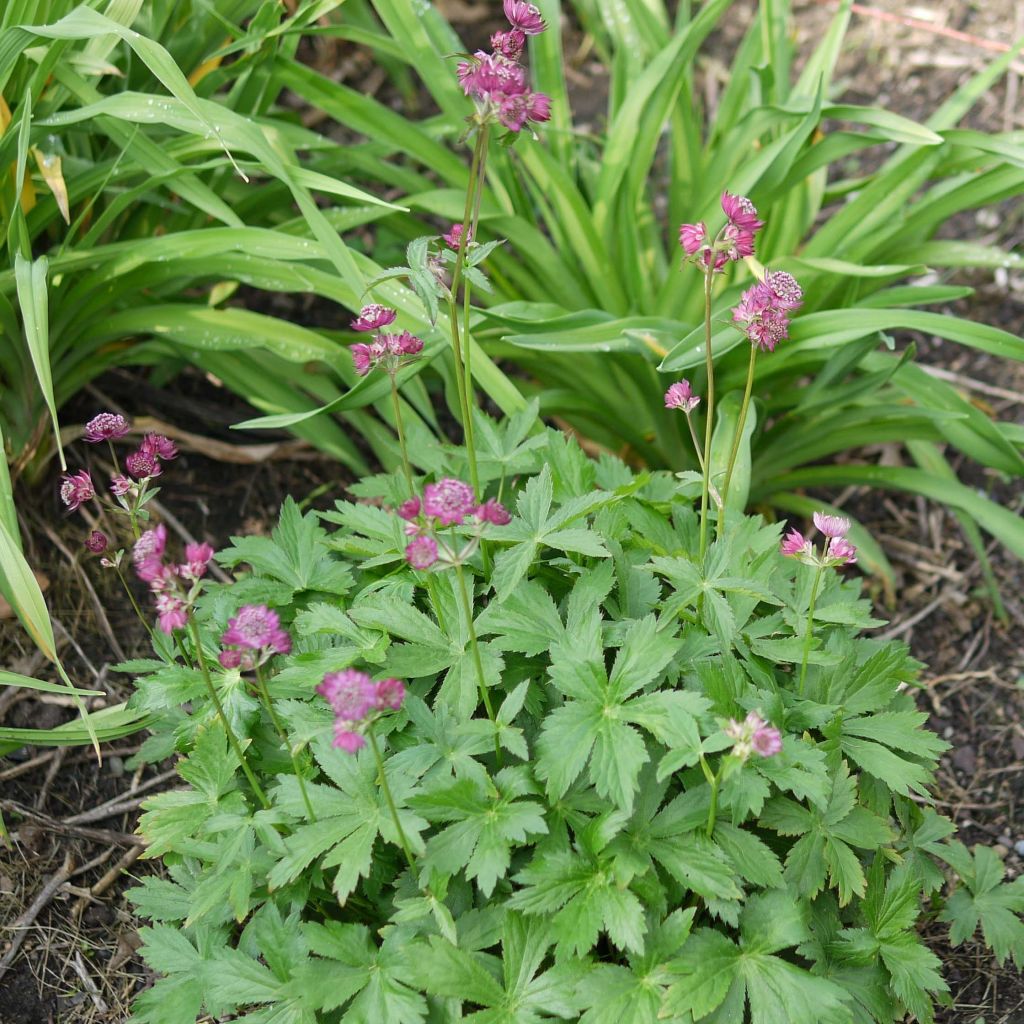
[
  {"x1": 60, "y1": 470, "x2": 94, "y2": 512},
  {"x1": 405, "y1": 534, "x2": 439, "y2": 570},
  {"x1": 813, "y1": 511, "x2": 850, "y2": 538},
  {"x1": 664, "y1": 380, "x2": 700, "y2": 413},
  {"x1": 83, "y1": 412, "x2": 131, "y2": 443},
  {"x1": 221, "y1": 604, "x2": 291, "y2": 654},
  {"x1": 423, "y1": 477, "x2": 476, "y2": 526},
  {"x1": 155, "y1": 593, "x2": 188, "y2": 634},
  {"x1": 351, "y1": 304, "x2": 397, "y2": 333},
  {"x1": 85, "y1": 530, "x2": 108, "y2": 553},
  {"x1": 124, "y1": 449, "x2": 161, "y2": 480},
  {"x1": 503, "y1": 0, "x2": 546, "y2": 34},
  {"x1": 474, "y1": 498, "x2": 512, "y2": 525},
  {"x1": 140, "y1": 433, "x2": 178, "y2": 461}
]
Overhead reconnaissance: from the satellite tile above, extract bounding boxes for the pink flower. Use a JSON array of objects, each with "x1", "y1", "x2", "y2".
[
  {"x1": 732, "y1": 281, "x2": 790, "y2": 352},
  {"x1": 59, "y1": 470, "x2": 94, "y2": 511},
  {"x1": 317, "y1": 669, "x2": 378, "y2": 721},
  {"x1": 351, "y1": 304, "x2": 397, "y2": 332},
  {"x1": 375, "y1": 678, "x2": 406, "y2": 710},
  {"x1": 721, "y1": 191, "x2": 764, "y2": 232},
  {"x1": 389, "y1": 330, "x2": 424, "y2": 356},
  {"x1": 499, "y1": 91, "x2": 551, "y2": 131},
  {"x1": 827, "y1": 537, "x2": 857, "y2": 565},
  {"x1": 124, "y1": 449, "x2": 161, "y2": 480},
  {"x1": 180, "y1": 541, "x2": 215, "y2": 580},
  {"x1": 443, "y1": 223, "x2": 470, "y2": 250},
  {"x1": 141, "y1": 433, "x2": 178, "y2": 461},
  {"x1": 405, "y1": 534, "x2": 438, "y2": 570},
  {"x1": 333, "y1": 727, "x2": 366, "y2": 753},
  {"x1": 133, "y1": 524, "x2": 167, "y2": 567},
  {"x1": 503, "y1": 0, "x2": 546, "y2": 34},
  {"x1": 664, "y1": 380, "x2": 700, "y2": 413},
  {"x1": 110, "y1": 475, "x2": 133, "y2": 496},
  {"x1": 475, "y1": 498, "x2": 512, "y2": 525},
  {"x1": 155, "y1": 593, "x2": 188, "y2": 634},
  {"x1": 397, "y1": 497, "x2": 421, "y2": 521},
  {"x1": 423, "y1": 477, "x2": 476, "y2": 526},
  {"x1": 85, "y1": 531, "x2": 108, "y2": 553},
  {"x1": 780, "y1": 529, "x2": 809, "y2": 558},
  {"x1": 83, "y1": 413, "x2": 131, "y2": 443},
  {"x1": 678, "y1": 222, "x2": 707, "y2": 256},
  {"x1": 222, "y1": 605, "x2": 290, "y2": 652},
  {"x1": 721, "y1": 223, "x2": 758, "y2": 261},
  {"x1": 764, "y1": 270, "x2": 803, "y2": 311},
  {"x1": 812, "y1": 511, "x2": 850, "y2": 538},
  {"x1": 491, "y1": 28, "x2": 525, "y2": 60},
  {"x1": 218, "y1": 649, "x2": 243, "y2": 670},
  {"x1": 751, "y1": 722, "x2": 783, "y2": 757},
  {"x1": 351, "y1": 343, "x2": 373, "y2": 377},
  {"x1": 459, "y1": 52, "x2": 527, "y2": 101}
]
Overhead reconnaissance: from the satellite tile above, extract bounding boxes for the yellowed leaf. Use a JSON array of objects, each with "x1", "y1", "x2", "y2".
[{"x1": 32, "y1": 148, "x2": 70, "y2": 224}]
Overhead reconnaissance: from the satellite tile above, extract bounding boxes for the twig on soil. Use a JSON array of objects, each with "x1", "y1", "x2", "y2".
[
  {"x1": 72, "y1": 844, "x2": 144, "y2": 921},
  {"x1": 69, "y1": 949, "x2": 110, "y2": 1014},
  {"x1": 35, "y1": 745, "x2": 69, "y2": 811},
  {"x1": 878, "y1": 593, "x2": 947, "y2": 641},
  {"x1": 64, "y1": 766, "x2": 179, "y2": 826},
  {"x1": 0, "y1": 851, "x2": 74, "y2": 983},
  {"x1": 0, "y1": 799, "x2": 144, "y2": 848}
]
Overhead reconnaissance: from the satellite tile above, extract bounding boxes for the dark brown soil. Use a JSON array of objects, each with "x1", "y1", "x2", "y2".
[{"x1": 3, "y1": 2, "x2": 1023, "y2": 1022}]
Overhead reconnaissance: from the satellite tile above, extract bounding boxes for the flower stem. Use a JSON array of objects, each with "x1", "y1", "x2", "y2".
[
  {"x1": 254, "y1": 663, "x2": 316, "y2": 822},
  {"x1": 798, "y1": 564, "x2": 825, "y2": 697},
  {"x1": 719, "y1": 343, "x2": 758, "y2": 531},
  {"x1": 700, "y1": 753, "x2": 719, "y2": 838},
  {"x1": 367, "y1": 725, "x2": 416, "y2": 874},
  {"x1": 114, "y1": 565, "x2": 154, "y2": 642},
  {"x1": 389, "y1": 375, "x2": 415, "y2": 494},
  {"x1": 698, "y1": 266, "x2": 716, "y2": 561},
  {"x1": 186, "y1": 616, "x2": 269, "y2": 809},
  {"x1": 453, "y1": 562, "x2": 501, "y2": 764}
]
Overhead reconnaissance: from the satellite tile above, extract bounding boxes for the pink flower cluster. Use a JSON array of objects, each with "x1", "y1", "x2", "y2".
[
  {"x1": 316, "y1": 669, "x2": 405, "y2": 752},
  {"x1": 724, "y1": 711, "x2": 783, "y2": 761},
  {"x1": 731, "y1": 270, "x2": 803, "y2": 352},
  {"x1": 781, "y1": 511, "x2": 857, "y2": 567},
  {"x1": 398, "y1": 478, "x2": 510, "y2": 570},
  {"x1": 456, "y1": 1, "x2": 551, "y2": 134},
  {"x1": 131, "y1": 524, "x2": 216, "y2": 633},
  {"x1": 679, "y1": 192, "x2": 765, "y2": 272},
  {"x1": 218, "y1": 604, "x2": 291, "y2": 669},
  {"x1": 664, "y1": 379, "x2": 700, "y2": 413},
  {"x1": 443, "y1": 223, "x2": 471, "y2": 250},
  {"x1": 349, "y1": 304, "x2": 423, "y2": 378}
]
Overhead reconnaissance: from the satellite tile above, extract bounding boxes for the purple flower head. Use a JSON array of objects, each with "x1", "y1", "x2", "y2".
[
  {"x1": 405, "y1": 534, "x2": 438, "y2": 570},
  {"x1": 133, "y1": 524, "x2": 167, "y2": 567},
  {"x1": 504, "y1": 0, "x2": 546, "y2": 34},
  {"x1": 459, "y1": 52, "x2": 527, "y2": 101},
  {"x1": 721, "y1": 191, "x2": 764, "y2": 233},
  {"x1": 499, "y1": 91, "x2": 551, "y2": 132},
  {"x1": 59, "y1": 470, "x2": 94, "y2": 512},
  {"x1": 780, "y1": 529, "x2": 809, "y2": 558},
  {"x1": 751, "y1": 721, "x2": 783, "y2": 758},
  {"x1": 764, "y1": 270, "x2": 803, "y2": 311},
  {"x1": 222, "y1": 604, "x2": 291, "y2": 654},
  {"x1": 350, "y1": 343, "x2": 373, "y2": 377},
  {"x1": 351, "y1": 304, "x2": 397, "y2": 333},
  {"x1": 180, "y1": 541, "x2": 215, "y2": 581},
  {"x1": 827, "y1": 536, "x2": 857, "y2": 566},
  {"x1": 732, "y1": 281, "x2": 790, "y2": 352},
  {"x1": 725, "y1": 711, "x2": 782, "y2": 761},
  {"x1": 397, "y1": 497, "x2": 421, "y2": 521},
  {"x1": 423, "y1": 477, "x2": 476, "y2": 526},
  {"x1": 141, "y1": 433, "x2": 178, "y2": 461},
  {"x1": 85, "y1": 530, "x2": 108, "y2": 554},
  {"x1": 443, "y1": 223, "x2": 471, "y2": 250},
  {"x1": 83, "y1": 412, "x2": 131, "y2": 444},
  {"x1": 491, "y1": 27, "x2": 526, "y2": 60},
  {"x1": 155, "y1": 593, "x2": 188, "y2": 634},
  {"x1": 475, "y1": 498, "x2": 512, "y2": 526},
  {"x1": 333, "y1": 727, "x2": 366, "y2": 753},
  {"x1": 678, "y1": 222, "x2": 707, "y2": 256},
  {"x1": 317, "y1": 669, "x2": 378, "y2": 721},
  {"x1": 813, "y1": 512, "x2": 850, "y2": 538},
  {"x1": 125, "y1": 449, "x2": 161, "y2": 480},
  {"x1": 219, "y1": 649, "x2": 243, "y2": 670},
  {"x1": 721, "y1": 223, "x2": 758, "y2": 261},
  {"x1": 390, "y1": 330, "x2": 424, "y2": 357},
  {"x1": 702, "y1": 248, "x2": 729, "y2": 273},
  {"x1": 110, "y1": 474, "x2": 133, "y2": 496},
  {"x1": 664, "y1": 380, "x2": 700, "y2": 413},
  {"x1": 375, "y1": 677, "x2": 406, "y2": 710}
]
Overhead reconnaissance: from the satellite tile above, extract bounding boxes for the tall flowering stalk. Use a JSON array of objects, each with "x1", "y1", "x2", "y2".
[
  {"x1": 781, "y1": 512, "x2": 858, "y2": 695},
  {"x1": 450, "y1": 1, "x2": 551, "y2": 494},
  {"x1": 679, "y1": 192, "x2": 764, "y2": 558},
  {"x1": 398, "y1": 478, "x2": 511, "y2": 760}
]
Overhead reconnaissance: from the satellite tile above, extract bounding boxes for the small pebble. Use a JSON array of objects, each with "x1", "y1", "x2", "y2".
[{"x1": 1014, "y1": 840, "x2": 1024, "y2": 858}]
